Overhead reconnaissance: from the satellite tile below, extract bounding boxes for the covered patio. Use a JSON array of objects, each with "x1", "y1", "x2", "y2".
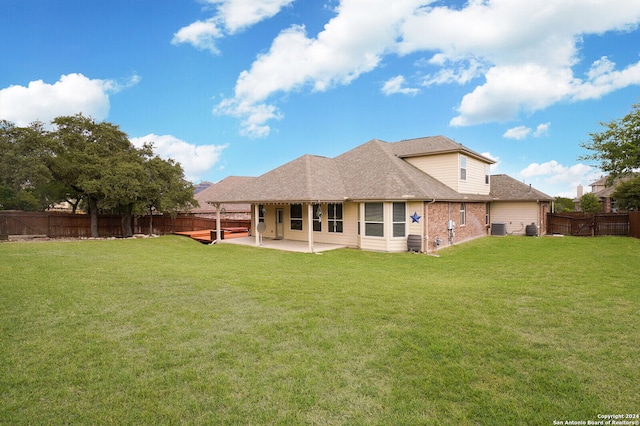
[{"x1": 218, "y1": 236, "x2": 347, "y2": 253}]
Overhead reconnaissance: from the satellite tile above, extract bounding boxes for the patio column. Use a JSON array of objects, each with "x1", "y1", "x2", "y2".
[
  {"x1": 254, "y1": 204, "x2": 260, "y2": 246},
  {"x1": 307, "y1": 203, "x2": 314, "y2": 253},
  {"x1": 215, "y1": 203, "x2": 221, "y2": 242}
]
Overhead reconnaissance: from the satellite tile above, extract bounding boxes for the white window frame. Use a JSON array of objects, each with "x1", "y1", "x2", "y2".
[
  {"x1": 328, "y1": 203, "x2": 343, "y2": 233},
  {"x1": 290, "y1": 204, "x2": 303, "y2": 231},
  {"x1": 364, "y1": 202, "x2": 384, "y2": 237},
  {"x1": 392, "y1": 202, "x2": 406, "y2": 238},
  {"x1": 460, "y1": 155, "x2": 467, "y2": 181}
]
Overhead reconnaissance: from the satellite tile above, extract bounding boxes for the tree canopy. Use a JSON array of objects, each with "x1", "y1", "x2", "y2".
[
  {"x1": 0, "y1": 114, "x2": 197, "y2": 237},
  {"x1": 553, "y1": 196, "x2": 575, "y2": 212},
  {"x1": 611, "y1": 175, "x2": 640, "y2": 211},
  {"x1": 579, "y1": 193, "x2": 602, "y2": 213},
  {"x1": 580, "y1": 103, "x2": 640, "y2": 184}
]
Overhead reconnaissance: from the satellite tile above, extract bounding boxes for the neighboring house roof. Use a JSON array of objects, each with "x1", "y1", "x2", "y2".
[
  {"x1": 590, "y1": 176, "x2": 608, "y2": 187},
  {"x1": 490, "y1": 174, "x2": 554, "y2": 201},
  {"x1": 191, "y1": 176, "x2": 254, "y2": 213},
  {"x1": 591, "y1": 174, "x2": 639, "y2": 199},
  {"x1": 194, "y1": 181, "x2": 213, "y2": 194},
  {"x1": 593, "y1": 185, "x2": 617, "y2": 199},
  {"x1": 211, "y1": 137, "x2": 529, "y2": 204}
]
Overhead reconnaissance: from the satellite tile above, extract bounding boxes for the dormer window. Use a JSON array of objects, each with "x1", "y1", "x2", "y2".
[{"x1": 460, "y1": 155, "x2": 467, "y2": 181}]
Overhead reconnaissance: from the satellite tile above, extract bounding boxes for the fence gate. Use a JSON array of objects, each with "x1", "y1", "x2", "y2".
[{"x1": 547, "y1": 213, "x2": 630, "y2": 237}]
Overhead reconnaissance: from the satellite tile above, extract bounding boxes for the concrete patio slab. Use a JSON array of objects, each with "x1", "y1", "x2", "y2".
[{"x1": 218, "y1": 236, "x2": 347, "y2": 253}]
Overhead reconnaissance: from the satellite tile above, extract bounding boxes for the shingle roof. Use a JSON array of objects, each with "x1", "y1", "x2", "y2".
[
  {"x1": 192, "y1": 176, "x2": 254, "y2": 213},
  {"x1": 211, "y1": 138, "x2": 527, "y2": 204},
  {"x1": 335, "y1": 139, "x2": 465, "y2": 201},
  {"x1": 390, "y1": 135, "x2": 496, "y2": 164},
  {"x1": 215, "y1": 154, "x2": 349, "y2": 203},
  {"x1": 490, "y1": 174, "x2": 554, "y2": 201}
]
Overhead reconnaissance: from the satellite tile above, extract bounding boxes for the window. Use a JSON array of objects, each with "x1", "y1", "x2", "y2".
[
  {"x1": 485, "y1": 164, "x2": 490, "y2": 185},
  {"x1": 393, "y1": 202, "x2": 406, "y2": 237},
  {"x1": 290, "y1": 204, "x2": 303, "y2": 230},
  {"x1": 313, "y1": 204, "x2": 322, "y2": 232},
  {"x1": 460, "y1": 203, "x2": 466, "y2": 226},
  {"x1": 460, "y1": 155, "x2": 467, "y2": 181},
  {"x1": 328, "y1": 203, "x2": 343, "y2": 233},
  {"x1": 258, "y1": 204, "x2": 265, "y2": 223},
  {"x1": 485, "y1": 202, "x2": 490, "y2": 225},
  {"x1": 364, "y1": 202, "x2": 384, "y2": 237}
]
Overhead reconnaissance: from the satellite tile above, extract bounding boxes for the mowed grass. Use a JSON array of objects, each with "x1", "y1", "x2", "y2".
[{"x1": 1, "y1": 235, "x2": 638, "y2": 425}]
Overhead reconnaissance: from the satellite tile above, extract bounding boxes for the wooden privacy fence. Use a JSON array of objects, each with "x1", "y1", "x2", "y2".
[
  {"x1": 0, "y1": 210, "x2": 250, "y2": 239},
  {"x1": 546, "y1": 212, "x2": 637, "y2": 237},
  {"x1": 630, "y1": 211, "x2": 640, "y2": 239}
]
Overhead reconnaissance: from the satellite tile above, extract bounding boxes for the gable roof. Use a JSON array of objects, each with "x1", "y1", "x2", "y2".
[{"x1": 490, "y1": 174, "x2": 554, "y2": 201}]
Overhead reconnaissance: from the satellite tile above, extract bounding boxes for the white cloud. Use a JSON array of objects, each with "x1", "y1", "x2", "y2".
[
  {"x1": 172, "y1": 19, "x2": 223, "y2": 54},
  {"x1": 519, "y1": 160, "x2": 601, "y2": 197},
  {"x1": 381, "y1": 75, "x2": 419, "y2": 96},
  {"x1": 218, "y1": 0, "x2": 295, "y2": 33},
  {"x1": 481, "y1": 151, "x2": 500, "y2": 172},
  {"x1": 503, "y1": 122, "x2": 551, "y2": 139},
  {"x1": 207, "y1": 0, "x2": 640, "y2": 136},
  {"x1": 422, "y1": 58, "x2": 486, "y2": 86},
  {"x1": 503, "y1": 126, "x2": 531, "y2": 140},
  {"x1": 534, "y1": 122, "x2": 550, "y2": 137},
  {"x1": 131, "y1": 134, "x2": 227, "y2": 182},
  {"x1": 172, "y1": 0, "x2": 294, "y2": 53},
  {"x1": 216, "y1": 0, "x2": 419, "y2": 136},
  {"x1": 0, "y1": 73, "x2": 138, "y2": 127}
]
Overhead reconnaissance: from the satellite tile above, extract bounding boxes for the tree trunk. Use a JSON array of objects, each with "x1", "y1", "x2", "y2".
[
  {"x1": 148, "y1": 206, "x2": 154, "y2": 235},
  {"x1": 88, "y1": 197, "x2": 99, "y2": 238},
  {"x1": 122, "y1": 204, "x2": 134, "y2": 237}
]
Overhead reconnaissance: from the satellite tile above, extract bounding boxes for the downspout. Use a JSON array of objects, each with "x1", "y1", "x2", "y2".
[{"x1": 424, "y1": 199, "x2": 435, "y2": 253}]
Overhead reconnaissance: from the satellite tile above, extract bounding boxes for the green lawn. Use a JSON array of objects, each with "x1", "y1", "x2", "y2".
[{"x1": 1, "y1": 235, "x2": 638, "y2": 425}]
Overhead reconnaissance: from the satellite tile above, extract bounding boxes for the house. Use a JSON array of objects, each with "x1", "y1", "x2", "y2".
[
  {"x1": 191, "y1": 176, "x2": 253, "y2": 221},
  {"x1": 210, "y1": 136, "x2": 553, "y2": 253},
  {"x1": 574, "y1": 175, "x2": 636, "y2": 213},
  {"x1": 587, "y1": 176, "x2": 619, "y2": 212}
]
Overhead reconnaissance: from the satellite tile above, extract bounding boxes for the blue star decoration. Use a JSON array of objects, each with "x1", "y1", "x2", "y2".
[{"x1": 410, "y1": 212, "x2": 421, "y2": 223}]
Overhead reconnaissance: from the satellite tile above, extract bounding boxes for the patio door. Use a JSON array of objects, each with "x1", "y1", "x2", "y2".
[{"x1": 275, "y1": 208, "x2": 284, "y2": 239}]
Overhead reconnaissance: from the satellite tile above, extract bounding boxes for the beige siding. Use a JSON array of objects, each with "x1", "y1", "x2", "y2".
[
  {"x1": 269, "y1": 202, "x2": 359, "y2": 247},
  {"x1": 405, "y1": 153, "x2": 459, "y2": 190},
  {"x1": 406, "y1": 153, "x2": 490, "y2": 194},
  {"x1": 311, "y1": 202, "x2": 358, "y2": 247},
  {"x1": 406, "y1": 201, "x2": 423, "y2": 236},
  {"x1": 357, "y1": 201, "x2": 415, "y2": 252},
  {"x1": 490, "y1": 201, "x2": 539, "y2": 235},
  {"x1": 459, "y1": 156, "x2": 490, "y2": 195}
]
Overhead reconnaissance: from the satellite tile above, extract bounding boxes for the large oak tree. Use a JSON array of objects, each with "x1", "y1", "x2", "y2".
[
  {"x1": 580, "y1": 103, "x2": 640, "y2": 183},
  {"x1": 36, "y1": 114, "x2": 196, "y2": 237}
]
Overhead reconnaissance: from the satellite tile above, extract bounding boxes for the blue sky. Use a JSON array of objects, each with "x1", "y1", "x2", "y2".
[{"x1": 2, "y1": 0, "x2": 640, "y2": 197}]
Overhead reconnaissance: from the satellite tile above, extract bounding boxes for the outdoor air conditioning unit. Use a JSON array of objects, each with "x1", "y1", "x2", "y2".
[{"x1": 491, "y1": 222, "x2": 507, "y2": 236}]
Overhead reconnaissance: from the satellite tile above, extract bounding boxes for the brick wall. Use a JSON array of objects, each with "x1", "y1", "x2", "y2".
[{"x1": 426, "y1": 201, "x2": 488, "y2": 250}]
